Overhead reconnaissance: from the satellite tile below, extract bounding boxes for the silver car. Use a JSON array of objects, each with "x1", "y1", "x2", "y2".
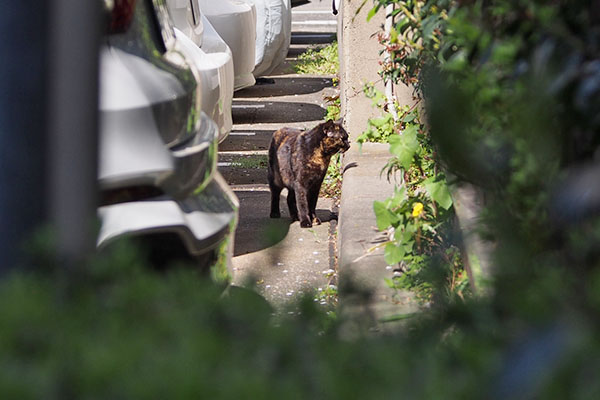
[{"x1": 97, "y1": 0, "x2": 238, "y2": 279}]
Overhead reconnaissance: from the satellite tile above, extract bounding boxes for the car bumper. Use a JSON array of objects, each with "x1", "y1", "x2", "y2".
[{"x1": 98, "y1": 172, "x2": 239, "y2": 276}]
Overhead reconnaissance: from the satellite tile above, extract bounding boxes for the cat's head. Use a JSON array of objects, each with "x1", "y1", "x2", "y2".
[{"x1": 321, "y1": 119, "x2": 350, "y2": 155}]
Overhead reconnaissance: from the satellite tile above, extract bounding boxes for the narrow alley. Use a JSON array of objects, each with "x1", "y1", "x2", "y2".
[{"x1": 219, "y1": 1, "x2": 338, "y2": 307}]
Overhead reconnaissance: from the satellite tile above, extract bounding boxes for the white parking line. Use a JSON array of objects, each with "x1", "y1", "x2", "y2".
[
  {"x1": 229, "y1": 132, "x2": 256, "y2": 136},
  {"x1": 292, "y1": 21, "x2": 337, "y2": 25},
  {"x1": 232, "y1": 104, "x2": 266, "y2": 109},
  {"x1": 293, "y1": 11, "x2": 334, "y2": 14}
]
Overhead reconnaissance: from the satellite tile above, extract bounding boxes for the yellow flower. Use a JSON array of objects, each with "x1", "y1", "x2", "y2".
[{"x1": 412, "y1": 202, "x2": 424, "y2": 218}]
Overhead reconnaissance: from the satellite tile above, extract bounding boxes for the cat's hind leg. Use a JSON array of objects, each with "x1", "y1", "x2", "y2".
[
  {"x1": 269, "y1": 183, "x2": 282, "y2": 218},
  {"x1": 286, "y1": 188, "x2": 299, "y2": 221}
]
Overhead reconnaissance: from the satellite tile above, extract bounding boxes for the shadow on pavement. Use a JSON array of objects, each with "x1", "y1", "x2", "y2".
[
  {"x1": 291, "y1": 31, "x2": 337, "y2": 45},
  {"x1": 233, "y1": 190, "x2": 337, "y2": 256},
  {"x1": 234, "y1": 191, "x2": 290, "y2": 256},
  {"x1": 219, "y1": 129, "x2": 274, "y2": 152},
  {"x1": 232, "y1": 101, "x2": 326, "y2": 124},
  {"x1": 234, "y1": 77, "x2": 334, "y2": 98}
]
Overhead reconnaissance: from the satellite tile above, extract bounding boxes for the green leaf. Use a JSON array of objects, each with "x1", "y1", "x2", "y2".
[
  {"x1": 402, "y1": 113, "x2": 416, "y2": 123},
  {"x1": 421, "y1": 15, "x2": 440, "y2": 40},
  {"x1": 389, "y1": 125, "x2": 419, "y2": 170},
  {"x1": 369, "y1": 115, "x2": 392, "y2": 128},
  {"x1": 394, "y1": 229, "x2": 414, "y2": 245},
  {"x1": 402, "y1": 240, "x2": 415, "y2": 253},
  {"x1": 389, "y1": 186, "x2": 407, "y2": 208},
  {"x1": 384, "y1": 243, "x2": 406, "y2": 265},
  {"x1": 373, "y1": 201, "x2": 399, "y2": 231},
  {"x1": 390, "y1": 28, "x2": 398, "y2": 44},
  {"x1": 424, "y1": 178, "x2": 453, "y2": 209},
  {"x1": 384, "y1": 277, "x2": 397, "y2": 289},
  {"x1": 367, "y1": 7, "x2": 377, "y2": 22}
]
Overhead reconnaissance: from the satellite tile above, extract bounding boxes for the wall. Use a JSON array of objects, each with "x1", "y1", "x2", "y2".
[{"x1": 338, "y1": 0, "x2": 413, "y2": 140}]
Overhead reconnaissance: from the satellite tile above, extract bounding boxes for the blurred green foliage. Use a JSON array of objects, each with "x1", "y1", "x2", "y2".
[{"x1": 3, "y1": 234, "x2": 600, "y2": 398}]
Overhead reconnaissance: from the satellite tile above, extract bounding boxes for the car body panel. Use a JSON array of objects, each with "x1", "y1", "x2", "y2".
[
  {"x1": 175, "y1": 29, "x2": 234, "y2": 142},
  {"x1": 105, "y1": 0, "x2": 201, "y2": 148},
  {"x1": 166, "y1": 0, "x2": 234, "y2": 142},
  {"x1": 197, "y1": 0, "x2": 257, "y2": 91},
  {"x1": 166, "y1": 0, "x2": 235, "y2": 142},
  {"x1": 99, "y1": 46, "x2": 219, "y2": 198},
  {"x1": 166, "y1": 0, "x2": 204, "y2": 44},
  {"x1": 247, "y1": 0, "x2": 291, "y2": 77}
]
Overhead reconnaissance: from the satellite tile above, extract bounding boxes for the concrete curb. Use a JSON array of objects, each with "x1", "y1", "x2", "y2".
[
  {"x1": 333, "y1": 0, "x2": 421, "y2": 332},
  {"x1": 337, "y1": 143, "x2": 418, "y2": 333}
]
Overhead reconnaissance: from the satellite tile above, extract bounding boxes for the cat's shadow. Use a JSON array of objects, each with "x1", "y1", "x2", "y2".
[
  {"x1": 233, "y1": 190, "x2": 336, "y2": 256},
  {"x1": 315, "y1": 208, "x2": 338, "y2": 223}
]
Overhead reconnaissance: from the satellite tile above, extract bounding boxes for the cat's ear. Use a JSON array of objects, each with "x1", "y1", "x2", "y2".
[{"x1": 334, "y1": 118, "x2": 343, "y2": 126}]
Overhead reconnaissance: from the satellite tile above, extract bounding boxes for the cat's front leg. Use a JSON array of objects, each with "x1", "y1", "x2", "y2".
[
  {"x1": 308, "y1": 185, "x2": 321, "y2": 225},
  {"x1": 295, "y1": 187, "x2": 312, "y2": 228}
]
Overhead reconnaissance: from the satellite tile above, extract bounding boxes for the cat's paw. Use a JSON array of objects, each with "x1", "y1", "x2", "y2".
[
  {"x1": 300, "y1": 219, "x2": 313, "y2": 228},
  {"x1": 270, "y1": 211, "x2": 281, "y2": 218},
  {"x1": 312, "y1": 216, "x2": 322, "y2": 225}
]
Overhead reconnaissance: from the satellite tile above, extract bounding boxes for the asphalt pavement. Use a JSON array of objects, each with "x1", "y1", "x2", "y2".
[{"x1": 220, "y1": 2, "x2": 338, "y2": 309}]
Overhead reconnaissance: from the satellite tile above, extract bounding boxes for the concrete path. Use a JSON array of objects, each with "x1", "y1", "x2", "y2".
[
  {"x1": 337, "y1": 144, "x2": 419, "y2": 333},
  {"x1": 220, "y1": 3, "x2": 338, "y2": 309}
]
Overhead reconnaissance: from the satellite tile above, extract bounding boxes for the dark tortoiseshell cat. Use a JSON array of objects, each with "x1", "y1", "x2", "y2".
[{"x1": 268, "y1": 119, "x2": 350, "y2": 228}]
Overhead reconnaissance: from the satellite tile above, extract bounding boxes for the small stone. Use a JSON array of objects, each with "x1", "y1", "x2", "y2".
[
  {"x1": 393, "y1": 271, "x2": 402, "y2": 277},
  {"x1": 314, "y1": 260, "x2": 320, "y2": 264},
  {"x1": 283, "y1": 270, "x2": 288, "y2": 274},
  {"x1": 277, "y1": 262, "x2": 284, "y2": 266},
  {"x1": 286, "y1": 292, "x2": 293, "y2": 296},
  {"x1": 313, "y1": 251, "x2": 319, "y2": 255},
  {"x1": 322, "y1": 269, "x2": 335, "y2": 275},
  {"x1": 298, "y1": 238, "x2": 304, "y2": 242},
  {"x1": 386, "y1": 266, "x2": 393, "y2": 270},
  {"x1": 265, "y1": 285, "x2": 271, "y2": 289}
]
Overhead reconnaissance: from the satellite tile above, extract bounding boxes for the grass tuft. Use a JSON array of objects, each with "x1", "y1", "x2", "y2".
[{"x1": 294, "y1": 41, "x2": 339, "y2": 75}]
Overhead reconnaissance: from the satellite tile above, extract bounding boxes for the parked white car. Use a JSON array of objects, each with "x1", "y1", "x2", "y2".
[
  {"x1": 246, "y1": 0, "x2": 292, "y2": 77},
  {"x1": 98, "y1": 0, "x2": 238, "y2": 277},
  {"x1": 197, "y1": 0, "x2": 257, "y2": 91},
  {"x1": 166, "y1": 0, "x2": 235, "y2": 142}
]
